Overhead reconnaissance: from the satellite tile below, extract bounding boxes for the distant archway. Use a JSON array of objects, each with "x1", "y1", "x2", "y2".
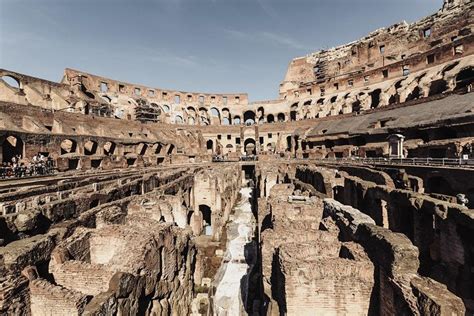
[
  {"x1": 244, "y1": 111, "x2": 255, "y2": 125},
  {"x1": 277, "y1": 113, "x2": 285, "y2": 122},
  {"x1": 1, "y1": 75, "x2": 20, "y2": 89},
  {"x1": 267, "y1": 114, "x2": 275, "y2": 123},
  {"x1": 244, "y1": 138, "x2": 256, "y2": 155},
  {"x1": 290, "y1": 103, "x2": 298, "y2": 121},
  {"x1": 206, "y1": 139, "x2": 213, "y2": 152},
  {"x1": 199, "y1": 204, "x2": 212, "y2": 235}
]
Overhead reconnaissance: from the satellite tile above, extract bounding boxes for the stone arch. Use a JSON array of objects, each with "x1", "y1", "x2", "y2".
[
  {"x1": 244, "y1": 111, "x2": 256, "y2": 125},
  {"x1": 199, "y1": 107, "x2": 209, "y2": 125},
  {"x1": 2, "y1": 135, "x2": 24, "y2": 163},
  {"x1": 1, "y1": 75, "x2": 20, "y2": 89},
  {"x1": 199, "y1": 204, "x2": 212, "y2": 235},
  {"x1": 405, "y1": 86, "x2": 421, "y2": 102},
  {"x1": 244, "y1": 138, "x2": 256, "y2": 155},
  {"x1": 84, "y1": 140, "x2": 98, "y2": 156},
  {"x1": 137, "y1": 143, "x2": 148, "y2": 156},
  {"x1": 428, "y1": 79, "x2": 448, "y2": 96},
  {"x1": 290, "y1": 103, "x2": 298, "y2": 121},
  {"x1": 103, "y1": 141, "x2": 116, "y2": 155},
  {"x1": 233, "y1": 116, "x2": 241, "y2": 125},
  {"x1": 175, "y1": 115, "x2": 183, "y2": 124},
  {"x1": 455, "y1": 67, "x2": 474, "y2": 90},
  {"x1": 369, "y1": 89, "x2": 382, "y2": 109},
  {"x1": 267, "y1": 114, "x2": 275, "y2": 123},
  {"x1": 60, "y1": 139, "x2": 77, "y2": 155},
  {"x1": 210, "y1": 107, "x2": 220, "y2": 117},
  {"x1": 206, "y1": 139, "x2": 213, "y2": 152},
  {"x1": 277, "y1": 113, "x2": 285, "y2": 122}
]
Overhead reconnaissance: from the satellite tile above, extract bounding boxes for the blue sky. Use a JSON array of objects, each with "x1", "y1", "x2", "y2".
[{"x1": 0, "y1": 0, "x2": 441, "y2": 101}]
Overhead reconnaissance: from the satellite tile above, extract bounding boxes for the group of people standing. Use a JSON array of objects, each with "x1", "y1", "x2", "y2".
[{"x1": 0, "y1": 154, "x2": 55, "y2": 179}]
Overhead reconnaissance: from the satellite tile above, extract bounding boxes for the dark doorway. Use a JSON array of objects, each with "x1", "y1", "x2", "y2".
[{"x1": 2, "y1": 135, "x2": 23, "y2": 163}]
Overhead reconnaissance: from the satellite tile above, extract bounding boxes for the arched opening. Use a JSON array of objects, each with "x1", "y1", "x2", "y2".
[
  {"x1": 103, "y1": 141, "x2": 116, "y2": 155},
  {"x1": 2, "y1": 135, "x2": 23, "y2": 163},
  {"x1": 137, "y1": 143, "x2": 148, "y2": 156},
  {"x1": 369, "y1": 89, "x2": 381, "y2": 109},
  {"x1": 405, "y1": 86, "x2": 421, "y2": 102},
  {"x1": 244, "y1": 111, "x2": 256, "y2": 125},
  {"x1": 388, "y1": 94, "x2": 399, "y2": 105},
  {"x1": 225, "y1": 144, "x2": 234, "y2": 153},
  {"x1": 60, "y1": 139, "x2": 77, "y2": 155},
  {"x1": 277, "y1": 113, "x2": 285, "y2": 122},
  {"x1": 166, "y1": 144, "x2": 175, "y2": 155},
  {"x1": 221, "y1": 108, "x2": 230, "y2": 121},
  {"x1": 199, "y1": 204, "x2": 212, "y2": 235},
  {"x1": 428, "y1": 79, "x2": 448, "y2": 96},
  {"x1": 1, "y1": 75, "x2": 20, "y2": 89},
  {"x1": 222, "y1": 117, "x2": 230, "y2": 125},
  {"x1": 187, "y1": 210, "x2": 194, "y2": 225},
  {"x1": 175, "y1": 115, "x2": 183, "y2": 124},
  {"x1": 233, "y1": 116, "x2": 241, "y2": 125},
  {"x1": 290, "y1": 103, "x2": 298, "y2": 121},
  {"x1": 257, "y1": 106, "x2": 265, "y2": 122},
  {"x1": 267, "y1": 114, "x2": 275, "y2": 123},
  {"x1": 286, "y1": 136, "x2": 292, "y2": 151},
  {"x1": 426, "y1": 176, "x2": 454, "y2": 196},
  {"x1": 90, "y1": 200, "x2": 100, "y2": 208},
  {"x1": 210, "y1": 107, "x2": 220, "y2": 117},
  {"x1": 84, "y1": 140, "x2": 98, "y2": 156},
  {"x1": 206, "y1": 139, "x2": 213, "y2": 151},
  {"x1": 154, "y1": 143, "x2": 163, "y2": 154},
  {"x1": 352, "y1": 100, "x2": 361, "y2": 113},
  {"x1": 162, "y1": 105, "x2": 170, "y2": 112},
  {"x1": 188, "y1": 117, "x2": 195, "y2": 125},
  {"x1": 244, "y1": 138, "x2": 256, "y2": 155},
  {"x1": 455, "y1": 67, "x2": 474, "y2": 90}
]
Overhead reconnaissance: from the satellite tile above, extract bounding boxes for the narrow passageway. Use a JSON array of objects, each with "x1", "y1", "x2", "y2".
[{"x1": 214, "y1": 183, "x2": 257, "y2": 316}]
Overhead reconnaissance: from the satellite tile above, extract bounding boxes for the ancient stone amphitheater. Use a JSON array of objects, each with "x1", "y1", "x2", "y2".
[{"x1": 0, "y1": 0, "x2": 473, "y2": 315}]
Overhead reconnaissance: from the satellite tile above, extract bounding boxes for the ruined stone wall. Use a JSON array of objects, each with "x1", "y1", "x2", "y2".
[
  {"x1": 280, "y1": 0, "x2": 473, "y2": 103},
  {"x1": 341, "y1": 174, "x2": 474, "y2": 311},
  {"x1": 259, "y1": 183, "x2": 375, "y2": 315},
  {"x1": 192, "y1": 164, "x2": 241, "y2": 239},
  {"x1": 323, "y1": 198, "x2": 466, "y2": 315},
  {"x1": 0, "y1": 165, "x2": 202, "y2": 315}
]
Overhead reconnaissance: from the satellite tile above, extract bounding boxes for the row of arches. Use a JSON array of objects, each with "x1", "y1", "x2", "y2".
[
  {"x1": 166, "y1": 107, "x2": 288, "y2": 126},
  {"x1": 144, "y1": 67, "x2": 471, "y2": 125},
  {"x1": 0, "y1": 135, "x2": 172, "y2": 164}
]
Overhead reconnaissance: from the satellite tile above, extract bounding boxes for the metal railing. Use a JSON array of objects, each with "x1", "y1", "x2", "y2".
[{"x1": 313, "y1": 156, "x2": 474, "y2": 168}]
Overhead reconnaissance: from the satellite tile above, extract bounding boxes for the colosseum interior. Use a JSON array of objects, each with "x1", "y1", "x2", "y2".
[{"x1": 0, "y1": 0, "x2": 473, "y2": 315}]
